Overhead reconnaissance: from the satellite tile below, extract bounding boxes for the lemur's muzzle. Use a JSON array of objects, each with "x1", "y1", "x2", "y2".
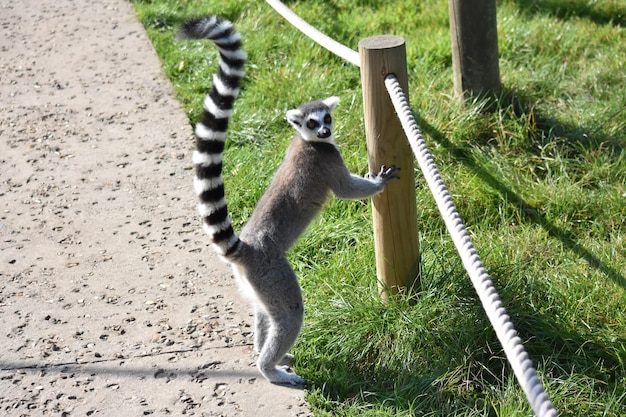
[{"x1": 317, "y1": 127, "x2": 331, "y2": 138}]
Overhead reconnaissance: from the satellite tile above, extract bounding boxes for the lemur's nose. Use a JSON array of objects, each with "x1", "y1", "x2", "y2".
[{"x1": 317, "y1": 127, "x2": 331, "y2": 138}]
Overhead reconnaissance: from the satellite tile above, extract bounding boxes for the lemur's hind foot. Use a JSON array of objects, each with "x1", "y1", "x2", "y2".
[{"x1": 260, "y1": 365, "x2": 306, "y2": 386}]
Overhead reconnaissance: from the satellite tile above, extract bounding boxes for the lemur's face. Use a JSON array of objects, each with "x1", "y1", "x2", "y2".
[{"x1": 286, "y1": 96, "x2": 340, "y2": 143}]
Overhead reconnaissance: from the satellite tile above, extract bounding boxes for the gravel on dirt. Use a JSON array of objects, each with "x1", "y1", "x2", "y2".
[{"x1": 0, "y1": 0, "x2": 311, "y2": 415}]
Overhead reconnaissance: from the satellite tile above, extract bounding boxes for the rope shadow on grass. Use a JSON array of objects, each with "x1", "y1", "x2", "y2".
[{"x1": 413, "y1": 102, "x2": 626, "y2": 293}]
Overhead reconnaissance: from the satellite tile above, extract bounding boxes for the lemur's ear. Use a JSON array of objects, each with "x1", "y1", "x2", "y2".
[
  {"x1": 323, "y1": 96, "x2": 340, "y2": 111},
  {"x1": 286, "y1": 108, "x2": 303, "y2": 128}
]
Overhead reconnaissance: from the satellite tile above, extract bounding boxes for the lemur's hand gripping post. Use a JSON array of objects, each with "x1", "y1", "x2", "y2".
[{"x1": 366, "y1": 164, "x2": 401, "y2": 186}]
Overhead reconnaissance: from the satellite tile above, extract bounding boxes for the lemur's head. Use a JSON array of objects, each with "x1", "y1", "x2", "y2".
[{"x1": 286, "y1": 96, "x2": 339, "y2": 143}]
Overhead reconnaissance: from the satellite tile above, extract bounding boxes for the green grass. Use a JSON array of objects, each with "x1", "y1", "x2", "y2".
[{"x1": 130, "y1": 0, "x2": 625, "y2": 415}]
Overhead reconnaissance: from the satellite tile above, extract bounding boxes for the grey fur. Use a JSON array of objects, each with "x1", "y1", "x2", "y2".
[{"x1": 229, "y1": 97, "x2": 399, "y2": 385}]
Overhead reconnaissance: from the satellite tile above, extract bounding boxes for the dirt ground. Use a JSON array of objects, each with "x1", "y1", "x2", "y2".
[{"x1": 0, "y1": 0, "x2": 311, "y2": 415}]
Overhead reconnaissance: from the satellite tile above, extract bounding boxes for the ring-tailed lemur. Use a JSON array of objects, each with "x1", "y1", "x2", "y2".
[{"x1": 181, "y1": 16, "x2": 400, "y2": 385}]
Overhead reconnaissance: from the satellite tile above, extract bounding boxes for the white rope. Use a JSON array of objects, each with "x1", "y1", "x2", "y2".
[
  {"x1": 384, "y1": 74, "x2": 558, "y2": 417},
  {"x1": 265, "y1": 0, "x2": 360, "y2": 67}
]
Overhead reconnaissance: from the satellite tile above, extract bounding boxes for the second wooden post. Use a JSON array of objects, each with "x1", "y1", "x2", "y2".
[
  {"x1": 448, "y1": 0, "x2": 501, "y2": 99},
  {"x1": 359, "y1": 36, "x2": 419, "y2": 302}
]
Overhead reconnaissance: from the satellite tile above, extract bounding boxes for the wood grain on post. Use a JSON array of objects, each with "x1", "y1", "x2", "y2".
[
  {"x1": 448, "y1": 0, "x2": 501, "y2": 98},
  {"x1": 358, "y1": 36, "x2": 419, "y2": 302}
]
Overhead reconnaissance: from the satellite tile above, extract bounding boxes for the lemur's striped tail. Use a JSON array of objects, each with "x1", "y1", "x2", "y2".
[{"x1": 181, "y1": 16, "x2": 247, "y2": 257}]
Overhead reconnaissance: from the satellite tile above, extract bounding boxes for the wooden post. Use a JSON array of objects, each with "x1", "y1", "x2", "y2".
[
  {"x1": 448, "y1": 0, "x2": 501, "y2": 98},
  {"x1": 359, "y1": 36, "x2": 419, "y2": 302}
]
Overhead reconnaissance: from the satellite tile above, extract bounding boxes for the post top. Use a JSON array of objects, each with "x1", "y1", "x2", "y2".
[{"x1": 358, "y1": 35, "x2": 405, "y2": 50}]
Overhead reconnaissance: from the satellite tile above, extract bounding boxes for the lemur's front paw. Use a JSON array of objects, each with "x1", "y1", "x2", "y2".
[{"x1": 374, "y1": 164, "x2": 401, "y2": 183}]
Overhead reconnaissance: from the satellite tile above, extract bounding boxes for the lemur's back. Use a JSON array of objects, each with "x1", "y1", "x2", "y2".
[{"x1": 240, "y1": 138, "x2": 342, "y2": 255}]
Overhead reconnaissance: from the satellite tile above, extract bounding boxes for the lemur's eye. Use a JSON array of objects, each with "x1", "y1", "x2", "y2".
[
  {"x1": 323, "y1": 114, "x2": 332, "y2": 124},
  {"x1": 306, "y1": 119, "x2": 319, "y2": 130}
]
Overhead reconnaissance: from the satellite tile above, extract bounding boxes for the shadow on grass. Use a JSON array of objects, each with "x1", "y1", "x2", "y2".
[
  {"x1": 416, "y1": 94, "x2": 626, "y2": 292},
  {"x1": 512, "y1": 0, "x2": 626, "y2": 27}
]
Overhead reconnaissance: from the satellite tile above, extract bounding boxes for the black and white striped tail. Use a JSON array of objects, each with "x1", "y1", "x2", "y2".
[{"x1": 181, "y1": 16, "x2": 247, "y2": 257}]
